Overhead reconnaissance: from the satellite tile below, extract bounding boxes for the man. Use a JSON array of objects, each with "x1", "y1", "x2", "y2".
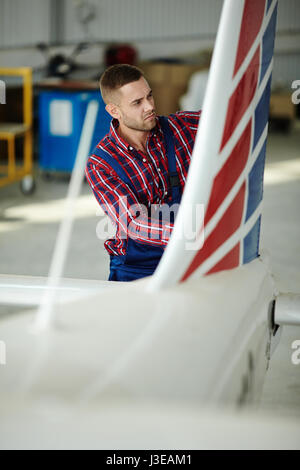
[{"x1": 86, "y1": 64, "x2": 200, "y2": 282}]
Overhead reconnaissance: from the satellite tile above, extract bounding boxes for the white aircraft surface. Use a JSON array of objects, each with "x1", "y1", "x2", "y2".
[{"x1": 0, "y1": 0, "x2": 300, "y2": 449}]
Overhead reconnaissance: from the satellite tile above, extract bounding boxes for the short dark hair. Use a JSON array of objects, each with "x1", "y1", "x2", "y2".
[{"x1": 100, "y1": 64, "x2": 144, "y2": 104}]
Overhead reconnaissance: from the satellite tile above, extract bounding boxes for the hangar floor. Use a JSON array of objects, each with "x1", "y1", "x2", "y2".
[{"x1": 0, "y1": 121, "x2": 300, "y2": 417}]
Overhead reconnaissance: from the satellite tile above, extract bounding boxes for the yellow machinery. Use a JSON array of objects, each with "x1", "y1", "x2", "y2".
[{"x1": 0, "y1": 67, "x2": 35, "y2": 194}]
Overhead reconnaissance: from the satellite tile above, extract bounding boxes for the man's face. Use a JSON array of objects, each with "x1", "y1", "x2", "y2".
[{"x1": 113, "y1": 77, "x2": 156, "y2": 132}]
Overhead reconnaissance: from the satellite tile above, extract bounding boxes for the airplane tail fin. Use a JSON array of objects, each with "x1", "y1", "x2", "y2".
[{"x1": 150, "y1": 0, "x2": 278, "y2": 288}]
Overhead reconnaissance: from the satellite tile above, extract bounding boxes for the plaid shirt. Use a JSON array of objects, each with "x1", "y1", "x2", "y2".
[{"x1": 85, "y1": 111, "x2": 200, "y2": 256}]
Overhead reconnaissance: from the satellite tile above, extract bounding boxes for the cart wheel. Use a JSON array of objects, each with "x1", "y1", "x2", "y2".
[{"x1": 20, "y1": 175, "x2": 36, "y2": 195}]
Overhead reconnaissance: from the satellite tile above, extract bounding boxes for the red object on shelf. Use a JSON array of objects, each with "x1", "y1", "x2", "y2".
[{"x1": 105, "y1": 44, "x2": 137, "y2": 67}]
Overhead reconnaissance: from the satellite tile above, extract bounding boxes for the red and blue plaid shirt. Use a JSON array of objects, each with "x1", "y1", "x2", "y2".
[{"x1": 85, "y1": 111, "x2": 200, "y2": 256}]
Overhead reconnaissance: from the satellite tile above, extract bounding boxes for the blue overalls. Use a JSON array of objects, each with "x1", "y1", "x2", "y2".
[{"x1": 92, "y1": 116, "x2": 182, "y2": 282}]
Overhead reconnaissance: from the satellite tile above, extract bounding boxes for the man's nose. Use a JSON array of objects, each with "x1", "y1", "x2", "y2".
[{"x1": 144, "y1": 100, "x2": 154, "y2": 113}]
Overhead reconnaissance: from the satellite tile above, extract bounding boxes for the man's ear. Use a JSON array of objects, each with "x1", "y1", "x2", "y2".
[{"x1": 105, "y1": 103, "x2": 120, "y2": 120}]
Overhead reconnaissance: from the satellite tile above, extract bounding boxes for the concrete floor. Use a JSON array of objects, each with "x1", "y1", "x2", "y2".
[
  {"x1": 0, "y1": 174, "x2": 110, "y2": 281},
  {"x1": 0, "y1": 121, "x2": 300, "y2": 417}
]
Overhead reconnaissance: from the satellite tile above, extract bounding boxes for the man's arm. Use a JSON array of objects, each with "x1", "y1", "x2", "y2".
[
  {"x1": 85, "y1": 159, "x2": 173, "y2": 247},
  {"x1": 168, "y1": 110, "x2": 201, "y2": 142}
]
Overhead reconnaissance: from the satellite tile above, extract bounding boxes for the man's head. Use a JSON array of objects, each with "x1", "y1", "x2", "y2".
[{"x1": 100, "y1": 64, "x2": 156, "y2": 133}]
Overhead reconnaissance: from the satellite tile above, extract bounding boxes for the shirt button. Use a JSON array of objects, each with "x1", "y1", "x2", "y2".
[
  {"x1": 165, "y1": 191, "x2": 168, "y2": 196},
  {"x1": 158, "y1": 168, "x2": 161, "y2": 172},
  {"x1": 128, "y1": 146, "x2": 133, "y2": 151},
  {"x1": 143, "y1": 158, "x2": 147, "y2": 163}
]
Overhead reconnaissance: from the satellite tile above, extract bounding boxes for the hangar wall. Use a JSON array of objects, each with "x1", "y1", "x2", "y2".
[{"x1": 0, "y1": 0, "x2": 299, "y2": 86}]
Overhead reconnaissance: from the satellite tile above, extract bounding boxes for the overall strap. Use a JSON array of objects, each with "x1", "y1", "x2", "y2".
[
  {"x1": 92, "y1": 118, "x2": 181, "y2": 202},
  {"x1": 159, "y1": 116, "x2": 181, "y2": 202},
  {"x1": 92, "y1": 145, "x2": 136, "y2": 194}
]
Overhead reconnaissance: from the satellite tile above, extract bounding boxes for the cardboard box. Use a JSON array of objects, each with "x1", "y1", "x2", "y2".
[
  {"x1": 269, "y1": 93, "x2": 296, "y2": 120},
  {"x1": 139, "y1": 61, "x2": 206, "y2": 115}
]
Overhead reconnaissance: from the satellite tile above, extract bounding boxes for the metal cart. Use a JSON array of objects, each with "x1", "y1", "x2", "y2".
[{"x1": 0, "y1": 67, "x2": 35, "y2": 194}]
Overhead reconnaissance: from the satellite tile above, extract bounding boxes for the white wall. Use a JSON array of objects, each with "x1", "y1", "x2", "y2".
[
  {"x1": 0, "y1": 0, "x2": 51, "y2": 48},
  {"x1": 64, "y1": 0, "x2": 221, "y2": 42},
  {"x1": 0, "y1": 0, "x2": 299, "y2": 87}
]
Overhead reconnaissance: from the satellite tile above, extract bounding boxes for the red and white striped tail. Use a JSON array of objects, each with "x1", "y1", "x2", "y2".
[{"x1": 150, "y1": 0, "x2": 278, "y2": 289}]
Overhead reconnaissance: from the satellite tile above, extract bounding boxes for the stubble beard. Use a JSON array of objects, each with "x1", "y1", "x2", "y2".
[{"x1": 122, "y1": 114, "x2": 156, "y2": 133}]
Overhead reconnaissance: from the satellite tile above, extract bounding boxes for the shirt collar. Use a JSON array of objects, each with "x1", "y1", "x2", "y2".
[{"x1": 108, "y1": 117, "x2": 162, "y2": 152}]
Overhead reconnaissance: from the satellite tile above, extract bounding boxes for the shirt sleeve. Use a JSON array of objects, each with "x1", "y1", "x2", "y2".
[
  {"x1": 169, "y1": 110, "x2": 201, "y2": 137},
  {"x1": 85, "y1": 158, "x2": 174, "y2": 247}
]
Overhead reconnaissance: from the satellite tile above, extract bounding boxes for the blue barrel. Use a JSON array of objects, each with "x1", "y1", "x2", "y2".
[{"x1": 39, "y1": 90, "x2": 111, "y2": 172}]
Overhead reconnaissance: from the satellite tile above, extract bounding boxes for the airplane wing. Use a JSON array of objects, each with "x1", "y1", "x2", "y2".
[{"x1": 0, "y1": 274, "x2": 120, "y2": 307}]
